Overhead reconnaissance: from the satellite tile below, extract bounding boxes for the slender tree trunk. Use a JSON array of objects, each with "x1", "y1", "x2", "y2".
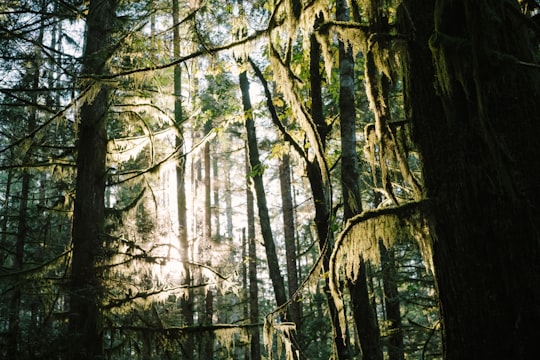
[
  {"x1": 225, "y1": 161, "x2": 234, "y2": 240},
  {"x1": 201, "y1": 120, "x2": 214, "y2": 359},
  {"x1": 378, "y1": 241, "x2": 404, "y2": 360},
  {"x1": 241, "y1": 229, "x2": 250, "y2": 359},
  {"x1": 172, "y1": 1, "x2": 194, "y2": 357},
  {"x1": 246, "y1": 148, "x2": 261, "y2": 360},
  {"x1": 213, "y1": 155, "x2": 220, "y2": 238},
  {"x1": 399, "y1": 1, "x2": 540, "y2": 358},
  {"x1": 279, "y1": 152, "x2": 301, "y2": 328},
  {"x1": 69, "y1": 0, "x2": 116, "y2": 358},
  {"x1": 7, "y1": 10, "x2": 46, "y2": 357},
  {"x1": 240, "y1": 69, "x2": 288, "y2": 309}
]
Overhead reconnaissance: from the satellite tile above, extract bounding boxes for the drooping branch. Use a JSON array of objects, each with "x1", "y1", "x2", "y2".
[
  {"x1": 248, "y1": 57, "x2": 307, "y2": 160},
  {"x1": 90, "y1": 29, "x2": 269, "y2": 81},
  {"x1": 329, "y1": 200, "x2": 432, "y2": 341}
]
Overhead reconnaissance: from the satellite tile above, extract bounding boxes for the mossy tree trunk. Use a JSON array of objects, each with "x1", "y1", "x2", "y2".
[
  {"x1": 337, "y1": 0, "x2": 383, "y2": 359},
  {"x1": 308, "y1": 13, "x2": 354, "y2": 359},
  {"x1": 399, "y1": 0, "x2": 540, "y2": 358}
]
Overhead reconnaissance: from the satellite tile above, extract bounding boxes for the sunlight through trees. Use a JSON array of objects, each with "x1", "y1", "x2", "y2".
[{"x1": 1, "y1": 0, "x2": 539, "y2": 359}]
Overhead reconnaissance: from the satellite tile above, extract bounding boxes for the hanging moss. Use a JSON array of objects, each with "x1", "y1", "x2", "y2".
[
  {"x1": 329, "y1": 200, "x2": 434, "y2": 341},
  {"x1": 263, "y1": 313, "x2": 298, "y2": 360}
]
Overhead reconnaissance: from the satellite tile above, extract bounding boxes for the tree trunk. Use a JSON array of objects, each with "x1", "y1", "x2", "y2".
[
  {"x1": 69, "y1": 0, "x2": 116, "y2": 358},
  {"x1": 337, "y1": 1, "x2": 384, "y2": 358},
  {"x1": 246, "y1": 148, "x2": 261, "y2": 360},
  {"x1": 379, "y1": 241, "x2": 404, "y2": 360},
  {"x1": 172, "y1": 0, "x2": 194, "y2": 357},
  {"x1": 240, "y1": 69, "x2": 288, "y2": 310},
  {"x1": 399, "y1": 1, "x2": 540, "y2": 358},
  {"x1": 308, "y1": 18, "x2": 351, "y2": 359},
  {"x1": 279, "y1": 152, "x2": 301, "y2": 329},
  {"x1": 201, "y1": 120, "x2": 214, "y2": 359}
]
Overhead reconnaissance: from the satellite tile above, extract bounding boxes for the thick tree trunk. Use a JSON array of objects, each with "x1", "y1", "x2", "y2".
[
  {"x1": 399, "y1": 1, "x2": 540, "y2": 358},
  {"x1": 69, "y1": 1, "x2": 116, "y2": 358}
]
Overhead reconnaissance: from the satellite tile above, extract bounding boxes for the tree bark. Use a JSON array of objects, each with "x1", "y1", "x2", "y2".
[
  {"x1": 399, "y1": 0, "x2": 540, "y2": 358},
  {"x1": 246, "y1": 147, "x2": 261, "y2": 360},
  {"x1": 69, "y1": 0, "x2": 116, "y2": 358}
]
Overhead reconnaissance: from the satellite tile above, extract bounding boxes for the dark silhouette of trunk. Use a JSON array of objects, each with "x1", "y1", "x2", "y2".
[
  {"x1": 241, "y1": 228, "x2": 250, "y2": 359},
  {"x1": 225, "y1": 161, "x2": 234, "y2": 240},
  {"x1": 379, "y1": 241, "x2": 404, "y2": 360},
  {"x1": 69, "y1": 0, "x2": 116, "y2": 358},
  {"x1": 246, "y1": 148, "x2": 261, "y2": 360},
  {"x1": 337, "y1": 0, "x2": 383, "y2": 359},
  {"x1": 279, "y1": 152, "x2": 301, "y2": 330},
  {"x1": 172, "y1": 1, "x2": 194, "y2": 357},
  {"x1": 7, "y1": 9, "x2": 46, "y2": 357},
  {"x1": 398, "y1": 1, "x2": 540, "y2": 358},
  {"x1": 240, "y1": 69, "x2": 288, "y2": 309},
  {"x1": 201, "y1": 120, "x2": 214, "y2": 359}
]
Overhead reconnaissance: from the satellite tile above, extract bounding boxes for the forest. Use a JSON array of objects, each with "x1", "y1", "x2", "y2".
[{"x1": 1, "y1": 0, "x2": 539, "y2": 359}]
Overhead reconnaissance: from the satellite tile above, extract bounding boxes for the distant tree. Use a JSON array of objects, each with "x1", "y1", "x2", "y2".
[
  {"x1": 172, "y1": 0, "x2": 195, "y2": 358},
  {"x1": 279, "y1": 150, "x2": 301, "y2": 330}
]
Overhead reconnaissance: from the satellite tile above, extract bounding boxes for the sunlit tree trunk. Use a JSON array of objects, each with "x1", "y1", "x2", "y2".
[
  {"x1": 399, "y1": 0, "x2": 540, "y2": 358},
  {"x1": 172, "y1": 0, "x2": 194, "y2": 357},
  {"x1": 245, "y1": 147, "x2": 261, "y2": 360},
  {"x1": 307, "y1": 14, "x2": 352, "y2": 359},
  {"x1": 69, "y1": 0, "x2": 116, "y2": 357}
]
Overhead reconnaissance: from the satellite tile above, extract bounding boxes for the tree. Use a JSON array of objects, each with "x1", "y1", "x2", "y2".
[
  {"x1": 68, "y1": 0, "x2": 117, "y2": 357},
  {"x1": 240, "y1": 68, "x2": 288, "y2": 311},
  {"x1": 246, "y1": 148, "x2": 262, "y2": 360},
  {"x1": 279, "y1": 150, "x2": 301, "y2": 331},
  {"x1": 337, "y1": 0, "x2": 383, "y2": 358},
  {"x1": 398, "y1": 0, "x2": 540, "y2": 358},
  {"x1": 172, "y1": 0, "x2": 194, "y2": 357}
]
